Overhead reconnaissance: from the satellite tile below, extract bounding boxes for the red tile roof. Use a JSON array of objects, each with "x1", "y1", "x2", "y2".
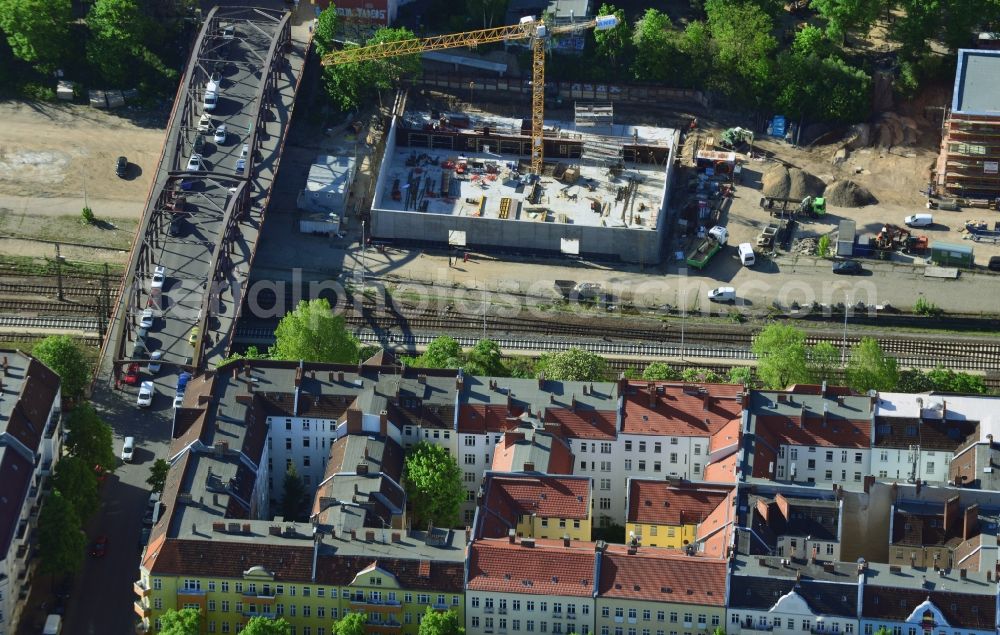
[
  {"x1": 627, "y1": 481, "x2": 732, "y2": 526},
  {"x1": 622, "y1": 383, "x2": 744, "y2": 437},
  {"x1": 458, "y1": 404, "x2": 526, "y2": 434},
  {"x1": 754, "y1": 414, "x2": 871, "y2": 449},
  {"x1": 467, "y1": 538, "x2": 596, "y2": 597},
  {"x1": 709, "y1": 417, "x2": 741, "y2": 454},
  {"x1": 479, "y1": 474, "x2": 592, "y2": 538},
  {"x1": 598, "y1": 546, "x2": 727, "y2": 605},
  {"x1": 544, "y1": 408, "x2": 617, "y2": 440},
  {"x1": 491, "y1": 430, "x2": 574, "y2": 474},
  {"x1": 695, "y1": 489, "x2": 737, "y2": 558}
]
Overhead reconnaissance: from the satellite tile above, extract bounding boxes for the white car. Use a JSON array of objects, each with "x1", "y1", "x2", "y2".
[
  {"x1": 122, "y1": 436, "x2": 135, "y2": 462},
  {"x1": 221, "y1": 24, "x2": 236, "y2": 40},
  {"x1": 203, "y1": 80, "x2": 219, "y2": 112},
  {"x1": 148, "y1": 350, "x2": 162, "y2": 374},
  {"x1": 214, "y1": 124, "x2": 227, "y2": 144},
  {"x1": 139, "y1": 308, "x2": 154, "y2": 329},
  {"x1": 707, "y1": 286, "x2": 737, "y2": 303},
  {"x1": 150, "y1": 265, "x2": 165, "y2": 290},
  {"x1": 173, "y1": 393, "x2": 186, "y2": 409},
  {"x1": 186, "y1": 153, "x2": 203, "y2": 171},
  {"x1": 197, "y1": 113, "x2": 212, "y2": 133},
  {"x1": 236, "y1": 143, "x2": 248, "y2": 171},
  {"x1": 137, "y1": 381, "x2": 154, "y2": 408}
]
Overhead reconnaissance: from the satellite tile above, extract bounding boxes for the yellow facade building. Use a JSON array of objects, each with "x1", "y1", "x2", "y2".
[
  {"x1": 477, "y1": 472, "x2": 593, "y2": 541},
  {"x1": 625, "y1": 479, "x2": 733, "y2": 549}
]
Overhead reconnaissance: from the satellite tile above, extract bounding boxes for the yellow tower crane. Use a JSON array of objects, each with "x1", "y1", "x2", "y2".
[{"x1": 321, "y1": 14, "x2": 620, "y2": 175}]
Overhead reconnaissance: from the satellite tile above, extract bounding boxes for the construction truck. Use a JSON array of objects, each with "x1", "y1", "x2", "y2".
[
  {"x1": 876, "y1": 224, "x2": 928, "y2": 254},
  {"x1": 760, "y1": 195, "x2": 826, "y2": 218},
  {"x1": 686, "y1": 226, "x2": 729, "y2": 269}
]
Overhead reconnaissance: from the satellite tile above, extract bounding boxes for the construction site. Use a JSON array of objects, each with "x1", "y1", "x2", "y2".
[{"x1": 369, "y1": 103, "x2": 680, "y2": 262}]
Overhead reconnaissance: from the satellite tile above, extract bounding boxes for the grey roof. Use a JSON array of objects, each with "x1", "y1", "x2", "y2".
[
  {"x1": 863, "y1": 560, "x2": 997, "y2": 592},
  {"x1": 952, "y1": 49, "x2": 1000, "y2": 114},
  {"x1": 750, "y1": 494, "x2": 840, "y2": 542},
  {"x1": 729, "y1": 577, "x2": 858, "y2": 617},
  {"x1": 506, "y1": 0, "x2": 591, "y2": 20},
  {"x1": 749, "y1": 389, "x2": 872, "y2": 421},
  {"x1": 734, "y1": 554, "x2": 861, "y2": 583}
]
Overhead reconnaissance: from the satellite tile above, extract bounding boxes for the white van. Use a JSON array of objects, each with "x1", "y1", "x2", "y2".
[
  {"x1": 122, "y1": 436, "x2": 135, "y2": 463},
  {"x1": 707, "y1": 286, "x2": 737, "y2": 303},
  {"x1": 904, "y1": 213, "x2": 933, "y2": 227},
  {"x1": 203, "y1": 81, "x2": 219, "y2": 111},
  {"x1": 738, "y1": 242, "x2": 756, "y2": 266},
  {"x1": 43, "y1": 614, "x2": 61, "y2": 635}
]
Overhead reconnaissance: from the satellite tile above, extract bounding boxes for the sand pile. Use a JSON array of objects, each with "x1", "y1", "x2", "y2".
[
  {"x1": 762, "y1": 165, "x2": 826, "y2": 199},
  {"x1": 824, "y1": 179, "x2": 877, "y2": 207}
]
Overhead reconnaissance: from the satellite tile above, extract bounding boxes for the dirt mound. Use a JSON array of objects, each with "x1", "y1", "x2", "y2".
[
  {"x1": 788, "y1": 168, "x2": 825, "y2": 199},
  {"x1": 762, "y1": 165, "x2": 825, "y2": 199},
  {"x1": 824, "y1": 179, "x2": 877, "y2": 207}
]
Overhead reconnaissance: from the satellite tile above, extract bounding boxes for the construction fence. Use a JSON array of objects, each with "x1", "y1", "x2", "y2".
[{"x1": 416, "y1": 72, "x2": 711, "y2": 109}]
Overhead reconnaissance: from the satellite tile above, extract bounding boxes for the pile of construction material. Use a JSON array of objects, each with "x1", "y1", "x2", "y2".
[
  {"x1": 824, "y1": 179, "x2": 877, "y2": 207},
  {"x1": 762, "y1": 165, "x2": 825, "y2": 199},
  {"x1": 791, "y1": 236, "x2": 818, "y2": 255},
  {"x1": 843, "y1": 114, "x2": 922, "y2": 150}
]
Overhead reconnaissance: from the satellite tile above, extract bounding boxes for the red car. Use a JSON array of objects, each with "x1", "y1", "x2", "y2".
[
  {"x1": 123, "y1": 363, "x2": 141, "y2": 386},
  {"x1": 90, "y1": 535, "x2": 108, "y2": 558}
]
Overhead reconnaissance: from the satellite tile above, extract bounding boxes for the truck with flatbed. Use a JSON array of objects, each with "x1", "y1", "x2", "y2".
[{"x1": 686, "y1": 225, "x2": 729, "y2": 269}]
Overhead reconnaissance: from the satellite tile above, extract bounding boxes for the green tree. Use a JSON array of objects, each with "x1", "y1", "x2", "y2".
[
  {"x1": 411, "y1": 336, "x2": 463, "y2": 368},
  {"x1": 705, "y1": 0, "x2": 776, "y2": 104},
  {"x1": 51, "y1": 456, "x2": 100, "y2": 523},
  {"x1": 776, "y1": 45, "x2": 870, "y2": 123},
  {"x1": 332, "y1": 610, "x2": 367, "y2": 635},
  {"x1": 404, "y1": 442, "x2": 463, "y2": 527},
  {"x1": 631, "y1": 8, "x2": 679, "y2": 82},
  {"x1": 752, "y1": 324, "x2": 811, "y2": 389},
  {"x1": 0, "y1": 0, "x2": 72, "y2": 69},
  {"x1": 810, "y1": 0, "x2": 881, "y2": 41},
  {"x1": 64, "y1": 404, "x2": 116, "y2": 472},
  {"x1": 418, "y1": 606, "x2": 465, "y2": 635},
  {"x1": 896, "y1": 368, "x2": 935, "y2": 392},
  {"x1": 728, "y1": 366, "x2": 753, "y2": 385},
  {"x1": 241, "y1": 616, "x2": 293, "y2": 635},
  {"x1": 925, "y1": 367, "x2": 989, "y2": 394},
  {"x1": 677, "y1": 21, "x2": 714, "y2": 87},
  {"x1": 147, "y1": 458, "x2": 171, "y2": 494},
  {"x1": 846, "y1": 337, "x2": 899, "y2": 392},
  {"x1": 593, "y1": 3, "x2": 630, "y2": 68},
  {"x1": 218, "y1": 345, "x2": 269, "y2": 367},
  {"x1": 281, "y1": 464, "x2": 308, "y2": 522},
  {"x1": 681, "y1": 367, "x2": 725, "y2": 382},
  {"x1": 38, "y1": 490, "x2": 86, "y2": 576},
  {"x1": 158, "y1": 608, "x2": 201, "y2": 635},
  {"x1": 465, "y1": 339, "x2": 507, "y2": 376},
  {"x1": 807, "y1": 341, "x2": 841, "y2": 383},
  {"x1": 313, "y1": 5, "x2": 339, "y2": 56},
  {"x1": 87, "y1": 0, "x2": 144, "y2": 84},
  {"x1": 32, "y1": 335, "x2": 90, "y2": 399},
  {"x1": 892, "y1": 0, "x2": 941, "y2": 59},
  {"x1": 507, "y1": 357, "x2": 537, "y2": 379},
  {"x1": 642, "y1": 362, "x2": 681, "y2": 380},
  {"x1": 270, "y1": 298, "x2": 360, "y2": 363},
  {"x1": 535, "y1": 348, "x2": 610, "y2": 381},
  {"x1": 323, "y1": 27, "x2": 421, "y2": 111}
]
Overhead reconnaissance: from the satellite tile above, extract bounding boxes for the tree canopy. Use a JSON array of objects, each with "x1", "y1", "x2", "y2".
[
  {"x1": 241, "y1": 616, "x2": 292, "y2": 635},
  {"x1": 313, "y1": 5, "x2": 339, "y2": 56},
  {"x1": 158, "y1": 608, "x2": 201, "y2": 635},
  {"x1": 406, "y1": 337, "x2": 508, "y2": 376},
  {"x1": 281, "y1": 464, "x2": 309, "y2": 522},
  {"x1": 323, "y1": 26, "x2": 421, "y2": 111},
  {"x1": 38, "y1": 490, "x2": 86, "y2": 576},
  {"x1": 535, "y1": 348, "x2": 610, "y2": 381},
  {"x1": 410, "y1": 336, "x2": 463, "y2": 369},
  {"x1": 705, "y1": 0, "x2": 776, "y2": 103},
  {"x1": 65, "y1": 403, "x2": 117, "y2": 472},
  {"x1": 807, "y1": 341, "x2": 841, "y2": 384},
  {"x1": 642, "y1": 362, "x2": 681, "y2": 381},
  {"x1": 332, "y1": 611, "x2": 367, "y2": 635},
  {"x1": 147, "y1": 458, "x2": 171, "y2": 494},
  {"x1": 52, "y1": 456, "x2": 100, "y2": 522},
  {"x1": 404, "y1": 441, "x2": 464, "y2": 528},
  {"x1": 33, "y1": 335, "x2": 90, "y2": 399},
  {"x1": 464, "y1": 339, "x2": 506, "y2": 376},
  {"x1": 752, "y1": 325, "x2": 811, "y2": 389},
  {"x1": 632, "y1": 8, "x2": 678, "y2": 82},
  {"x1": 270, "y1": 298, "x2": 360, "y2": 363},
  {"x1": 846, "y1": 337, "x2": 899, "y2": 392},
  {"x1": 593, "y1": 3, "x2": 629, "y2": 67},
  {"x1": 418, "y1": 607, "x2": 465, "y2": 635},
  {"x1": 0, "y1": 0, "x2": 72, "y2": 70}
]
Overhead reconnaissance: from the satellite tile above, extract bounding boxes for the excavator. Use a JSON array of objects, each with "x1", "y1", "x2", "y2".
[
  {"x1": 875, "y1": 224, "x2": 928, "y2": 254},
  {"x1": 320, "y1": 15, "x2": 621, "y2": 175}
]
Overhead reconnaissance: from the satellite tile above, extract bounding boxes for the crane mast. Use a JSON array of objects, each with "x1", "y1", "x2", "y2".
[{"x1": 321, "y1": 15, "x2": 619, "y2": 175}]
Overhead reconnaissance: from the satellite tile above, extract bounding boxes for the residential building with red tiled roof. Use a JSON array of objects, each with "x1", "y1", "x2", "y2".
[
  {"x1": 596, "y1": 545, "x2": 728, "y2": 635},
  {"x1": 477, "y1": 472, "x2": 593, "y2": 541},
  {"x1": 0, "y1": 351, "x2": 62, "y2": 635},
  {"x1": 625, "y1": 479, "x2": 734, "y2": 550},
  {"x1": 491, "y1": 423, "x2": 575, "y2": 474},
  {"x1": 745, "y1": 492, "x2": 844, "y2": 561},
  {"x1": 746, "y1": 387, "x2": 874, "y2": 486}
]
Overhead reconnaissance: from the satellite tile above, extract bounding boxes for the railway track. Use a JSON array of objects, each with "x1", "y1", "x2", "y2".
[
  {"x1": 0, "y1": 281, "x2": 106, "y2": 299},
  {"x1": 0, "y1": 315, "x2": 101, "y2": 331},
  {"x1": 0, "y1": 298, "x2": 108, "y2": 316}
]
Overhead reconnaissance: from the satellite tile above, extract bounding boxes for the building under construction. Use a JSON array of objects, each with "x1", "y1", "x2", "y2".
[
  {"x1": 370, "y1": 103, "x2": 679, "y2": 263},
  {"x1": 937, "y1": 48, "x2": 1000, "y2": 197}
]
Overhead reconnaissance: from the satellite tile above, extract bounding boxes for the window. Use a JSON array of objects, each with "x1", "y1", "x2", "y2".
[
  {"x1": 630, "y1": 609, "x2": 638, "y2": 619},
  {"x1": 825, "y1": 470, "x2": 833, "y2": 481},
  {"x1": 603, "y1": 608, "x2": 611, "y2": 618},
  {"x1": 639, "y1": 442, "x2": 647, "y2": 452},
  {"x1": 638, "y1": 461, "x2": 646, "y2": 471},
  {"x1": 222, "y1": 623, "x2": 230, "y2": 633},
  {"x1": 670, "y1": 612, "x2": 678, "y2": 623},
  {"x1": 669, "y1": 453, "x2": 678, "y2": 464},
  {"x1": 465, "y1": 435, "x2": 476, "y2": 446},
  {"x1": 927, "y1": 462, "x2": 935, "y2": 474},
  {"x1": 774, "y1": 619, "x2": 782, "y2": 628},
  {"x1": 208, "y1": 600, "x2": 217, "y2": 611},
  {"x1": 827, "y1": 543, "x2": 835, "y2": 555},
  {"x1": 600, "y1": 479, "x2": 611, "y2": 490},
  {"x1": 649, "y1": 526, "x2": 657, "y2": 536},
  {"x1": 808, "y1": 459, "x2": 816, "y2": 469},
  {"x1": 617, "y1": 608, "x2": 625, "y2": 618},
  {"x1": 790, "y1": 449, "x2": 798, "y2": 459},
  {"x1": 527, "y1": 601, "x2": 535, "y2": 612},
  {"x1": 472, "y1": 617, "x2": 480, "y2": 628},
  {"x1": 654, "y1": 442, "x2": 662, "y2": 453},
  {"x1": 657, "y1": 612, "x2": 665, "y2": 622},
  {"x1": 154, "y1": 598, "x2": 163, "y2": 610},
  {"x1": 625, "y1": 441, "x2": 633, "y2": 451},
  {"x1": 601, "y1": 443, "x2": 612, "y2": 454},
  {"x1": 855, "y1": 453, "x2": 863, "y2": 463},
  {"x1": 826, "y1": 451, "x2": 834, "y2": 461},
  {"x1": 472, "y1": 597, "x2": 481, "y2": 608},
  {"x1": 465, "y1": 472, "x2": 476, "y2": 483},
  {"x1": 183, "y1": 579, "x2": 202, "y2": 591},
  {"x1": 303, "y1": 438, "x2": 310, "y2": 449},
  {"x1": 514, "y1": 600, "x2": 521, "y2": 611},
  {"x1": 221, "y1": 601, "x2": 230, "y2": 613},
  {"x1": 467, "y1": 490, "x2": 476, "y2": 501},
  {"x1": 602, "y1": 461, "x2": 613, "y2": 472},
  {"x1": 694, "y1": 445, "x2": 702, "y2": 455},
  {"x1": 653, "y1": 461, "x2": 661, "y2": 472},
  {"x1": 600, "y1": 497, "x2": 611, "y2": 510},
  {"x1": 208, "y1": 581, "x2": 216, "y2": 592}
]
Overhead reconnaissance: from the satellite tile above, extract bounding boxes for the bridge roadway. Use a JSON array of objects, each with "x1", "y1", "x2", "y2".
[{"x1": 46, "y1": 6, "x2": 310, "y2": 635}]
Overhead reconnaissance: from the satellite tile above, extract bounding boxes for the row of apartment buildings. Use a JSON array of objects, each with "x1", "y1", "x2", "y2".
[
  {"x1": 132, "y1": 354, "x2": 1000, "y2": 635},
  {"x1": 0, "y1": 351, "x2": 63, "y2": 635}
]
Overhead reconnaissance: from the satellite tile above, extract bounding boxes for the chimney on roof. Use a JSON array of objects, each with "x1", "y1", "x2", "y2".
[
  {"x1": 823, "y1": 402, "x2": 829, "y2": 425},
  {"x1": 392, "y1": 531, "x2": 401, "y2": 543},
  {"x1": 350, "y1": 529, "x2": 357, "y2": 541},
  {"x1": 418, "y1": 374, "x2": 426, "y2": 384},
  {"x1": 571, "y1": 394, "x2": 577, "y2": 411},
  {"x1": 509, "y1": 529, "x2": 516, "y2": 544},
  {"x1": 524, "y1": 461, "x2": 535, "y2": 472},
  {"x1": 214, "y1": 441, "x2": 228, "y2": 456},
  {"x1": 537, "y1": 372, "x2": 545, "y2": 389},
  {"x1": 963, "y1": 504, "x2": 979, "y2": 540},
  {"x1": 242, "y1": 523, "x2": 251, "y2": 534},
  {"x1": 563, "y1": 534, "x2": 571, "y2": 548},
  {"x1": 800, "y1": 405, "x2": 806, "y2": 426},
  {"x1": 522, "y1": 538, "x2": 535, "y2": 548},
  {"x1": 269, "y1": 525, "x2": 282, "y2": 536},
  {"x1": 365, "y1": 530, "x2": 375, "y2": 542},
  {"x1": 213, "y1": 522, "x2": 225, "y2": 532},
  {"x1": 821, "y1": 380, "x2": 827, "y2": 397},
  {"x1": 703, "y1": 392, "x2": 711, "y2": 411},
  {"x1": 944, "y1": 496, "x2": 961, "y2": 535},
  {"x1": 338, "y1": 371, "x2": 345, "y2": 382},
  {"x1": 456, "y1": 374, "x2": 464, "y2": 391},
  {"x1": 244, "y1": 364, "x2": 251, "y2": 377},
  {"x1": 988, "y1": 570, "x2": 993, "y2": 582},
  {"x1": 823, "y1": 562, "x2": 835, "y2": 573},
  {"x1": 583, "y1": 384, "x2": 589, "y2": 396},
  {"x1": 960, "y1": 568, "x2": 968, "y2": 579},
  {"x1": 942, "y1": 400, "x2": 948, "y2": 419},
  {"x1": 795, "y1": 572, "x2": 802, "y2": 583},
  {"x1": 357, "y1": 462, "x2": 369, "y2": 475},
  {"x1": 232, "y1": 366, "x2": 239, "y2": 379}
]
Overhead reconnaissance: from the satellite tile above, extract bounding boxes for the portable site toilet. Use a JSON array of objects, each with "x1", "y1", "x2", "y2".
[
  {"x1": 836, "y1": 219, "x2": 856, "y2": 257},
  {"x1": 929, "y1": 241, "x2": 974, "y2": 267}
]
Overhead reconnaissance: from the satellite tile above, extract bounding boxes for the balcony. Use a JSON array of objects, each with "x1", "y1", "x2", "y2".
[
  {"x1": 364, "y1": 620, "x2": 403, "y2": 633},
  {"x1": 134, "y1": 601, "x2": 151, "y2": 618},
  {"x1": 134, "y1": 580, "x2": 151, "y2": 598},
  {"x1": 242, "y1": 610, "x2": 277, "y2": 619},
  {"x1": 485, "y1": 607, "x2": 495, "y2": 614},
  {"x1": 349, "y1": 597, "x2": 402, "y2": 612},
  {"x1": 740, "y1": 624, "x2": 774, "y2": 632}
]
